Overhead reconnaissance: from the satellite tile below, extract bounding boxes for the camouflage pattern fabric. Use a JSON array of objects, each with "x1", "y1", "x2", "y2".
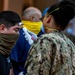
[{"x1": 25, "y1": 30, "x2": 75, "y2": 75}]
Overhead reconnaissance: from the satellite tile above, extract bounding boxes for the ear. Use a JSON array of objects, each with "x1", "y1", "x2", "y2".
[
  {"x1": 47, "y1": 15, "x2": 52, "y2": 23},
  {"x1": 0, "y1": 24, "x2": 6, "y2": 30},
  {"x1": 29, "y1": 16, "x2": 32, "y2": 21},
  {"x1": 30, "y1": 16, "x2": 36, "y2": 22},
  {"x1": 30, "y1": 16, "x2": 34, "y2": 21}
]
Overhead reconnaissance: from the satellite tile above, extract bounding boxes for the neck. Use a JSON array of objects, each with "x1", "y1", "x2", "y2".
[{"x1": 44, "y1": 26, "x2": 61, "y2": 33}]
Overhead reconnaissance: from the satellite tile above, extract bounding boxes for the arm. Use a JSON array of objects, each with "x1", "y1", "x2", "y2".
[
  {"x1": 25, "y1": 36, "x2": 56, "y2": 75},
  {"x1": 72, "y1": 44, "x2": 75, "y2": 75}
]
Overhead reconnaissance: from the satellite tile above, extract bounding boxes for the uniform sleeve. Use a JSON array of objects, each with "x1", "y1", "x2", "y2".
[
  {"x1": 69, "y1": 41, "x2": 75, "y2": 75},
  {"x1": 72, "y1": 55, "x2": 75, "y2": 75},
  {"x1": 72, "y1": 44, "x2": 75, "y2": 75},
  {"x1": 25, "y1": 36, "x2": 57, "y2": 75}
]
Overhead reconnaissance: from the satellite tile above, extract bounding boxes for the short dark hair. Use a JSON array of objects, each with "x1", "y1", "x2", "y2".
[
  {"x1": 47, "y1": 0, "x2": 75, "y2": 30},
  {"x1": 0, "y1": 11, "x2": 21, "y2": 28}
]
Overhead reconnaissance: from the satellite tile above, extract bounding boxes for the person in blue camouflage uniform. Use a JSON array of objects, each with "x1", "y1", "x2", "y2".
[{"x1": 24, "y1": 1, "x2": 75, "y2": 75}]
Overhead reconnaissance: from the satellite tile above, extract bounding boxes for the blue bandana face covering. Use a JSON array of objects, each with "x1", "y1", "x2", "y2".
[{"x1": 67, "y1": 28, "x2": 73, "y2": 34}]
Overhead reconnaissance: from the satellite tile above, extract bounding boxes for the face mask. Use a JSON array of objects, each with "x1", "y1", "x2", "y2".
[
  {"x1": 22, "y1": 20, "x2": 42, "y2": 35},
  {"x1": 0, "y1": 33, "x2": 19, "y2": 57},
  {"x1": 44, "y1": 26, "x2": 57, "y2": 33}
]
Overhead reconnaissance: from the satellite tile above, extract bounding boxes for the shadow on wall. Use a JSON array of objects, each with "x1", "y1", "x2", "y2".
[
  {"x1": 33, "y1": 0, "x2": 57, "y2": 12},
  {"x1": 22, "y1": 3, "x2": 31, "y2": 13}
]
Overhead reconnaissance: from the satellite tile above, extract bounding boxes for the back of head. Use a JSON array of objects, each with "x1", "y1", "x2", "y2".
[
  {"x1": 22, "y1": 7, "x2": 42, "y2": 21},
  {"x1": 47, "y1": 0, "x2": 75, "y2": 30},
  {"x1": 0, "y1": 11, "x2": 21, "y2": 28}
]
